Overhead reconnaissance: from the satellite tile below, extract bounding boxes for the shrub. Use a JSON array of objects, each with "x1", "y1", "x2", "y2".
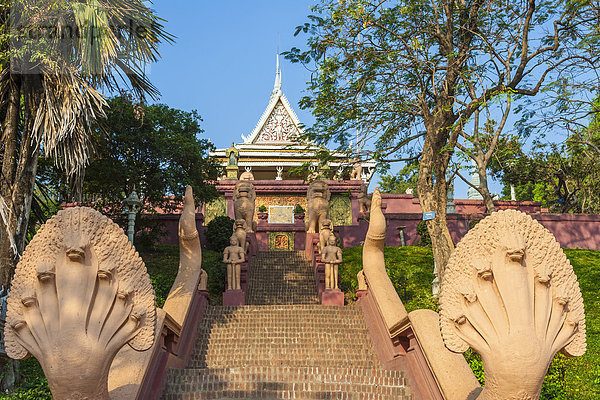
[
  {"x1": 133, "y1": 215, "x2": 167, "y2": 253},
  {"x1": 141, "y1": 244, "x2": 179, "y2": 307},
  {"x1": 416, "y1": 221, "x2": 432, "y2": 247},
  {"x1": 205, "y1": 215, "x2": 235, "y2": 253},
  {"x1": 293, "y1": 204, "x2": 305, "y2": 214},
  {"x1": 202, "y1": 249, "x2": 227, "y2": 305},
  {"x1": 258, "y1": 205, "x2": 267, "y2": 212},
  {"x1": 6, "y1": 358, "x2": 51, "y2": 399}
]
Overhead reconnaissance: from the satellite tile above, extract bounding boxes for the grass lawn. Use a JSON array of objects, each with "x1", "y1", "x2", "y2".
[
  {"x1": 340, "y1": 246, "x2": 600, "y2": 400},
  {"x1": 142, "y1": 244, "x2": 225, "y2": 307}
]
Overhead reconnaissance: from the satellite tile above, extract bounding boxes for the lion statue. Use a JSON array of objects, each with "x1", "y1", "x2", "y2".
[
  {"x1": 350, "y1": 160, "x2": 362, "y2": 180},
  {"x1": 233, "y1": 181, "x2": 256, "y2": 232},
  {"x1": 233, "y1": 218, "x2": 249, "y2": 252},
  {"x1": 319, "y1": 218, "x2": 334, "y2": 252},
  {"x1": 306, "y1": 180, "x2": 331, "y2": 233},
  {"x1": 357, "y1": 183, "x2": 371, "y2": 214}
]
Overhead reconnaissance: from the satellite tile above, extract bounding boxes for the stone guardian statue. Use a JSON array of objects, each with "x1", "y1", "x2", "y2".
[
  {"x1": 223, "y1": 236, "x2": 245, "y2": 291},
  {"x1": 318, "y1": 218, "x2": 334, "y2": 252},
  {"x1": 233, "y1": 180, "x2": 256, "y2": 232},
  {"x1": 4, "y1": 208, "x2": 156, "y2": 400},
  {"x1": 350, "y1": 160, "x2": 362, "y2": 180},
  {"x1": 321, "y1": 235, "x2": 343, "y2": 290},
  {"x1": 233, "y1": 218, "x2": 249, "y2": 253},
  {"x1": 306, "y1": 180, "x2": 331, "y2": 233},
  {"x1": 357, "y1": 183, "x2": 371, "y2": 214}
]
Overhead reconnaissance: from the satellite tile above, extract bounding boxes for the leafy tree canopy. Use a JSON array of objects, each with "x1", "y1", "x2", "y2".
[
  {"x1": 42, "y1": 95, "x2": 220, "y2": 210},
  {"x1": 285, "y1": 0, "x2": 600, "y2": 272}
]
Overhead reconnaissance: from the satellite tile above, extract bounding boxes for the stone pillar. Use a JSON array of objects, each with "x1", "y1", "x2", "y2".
[{"x1": 225, "y1": 192, "x2": 235, "y2": 219}]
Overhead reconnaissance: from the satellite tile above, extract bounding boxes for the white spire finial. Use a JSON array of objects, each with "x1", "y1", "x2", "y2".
[{"x1": 272, "y1": 52, "x2": 282, "y2": 97}]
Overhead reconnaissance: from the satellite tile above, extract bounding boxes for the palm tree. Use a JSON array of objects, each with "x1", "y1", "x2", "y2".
[{"x1": 0, "y1": 0, "x2": 173, "y2": 287}]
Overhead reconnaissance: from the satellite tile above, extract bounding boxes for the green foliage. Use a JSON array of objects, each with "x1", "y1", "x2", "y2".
[
  {"x1": 205, "y1": 216, "x2": 235, "y2": 253},
  {"x1": 36, "y1": 95, "x2": 220, "y2": 249},
  {"x1": 141, "y1": 244, "x2": 180, "y2": 307},
  {"x1": 201, "y1": 249, "x2": 227, "y2": 305},
  {"x1": 4, "y1": 358, "x2": 51, "y2": 399},
  {"x1": 558, "y1": 249, "x2": 600, "y2": 399},
  {"x1": 285, "y1": 0, "x2": 599, "y2": 175},
  {"x1": 416, "y1": 221, "x2": 432, "y2": 247},
  {"x1": 468, "y1": 219, "x2": 482, "y2": 230},
  {"x1": 293, "y1": 204, "x2": 305, "y2": 214},
  {"x1": 493, "y1": 129, "x2": 600, "y2": 214},
  {"x1": 378, "y1": 162, "x2": 419, "y2": 196},
  {"x1": 42, "y1": 95, "x2": 219, "y2": 208},
  {"x1": 141, "y1": 244, "x2": 226, "y2": 306},
  {"x1": 258, "y1": 205, "x2": 267, "y2": 213},
  {"x1": 464, "y1": 349, "x2": 485, "y2": 385}
]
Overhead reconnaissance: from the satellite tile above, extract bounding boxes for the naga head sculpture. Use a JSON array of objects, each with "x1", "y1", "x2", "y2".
[
  {"x1": 439, "y1": 210, "x2": 585, "y2": 400},
  {"x1": 5, "y1": 207, "x2": 156, "y2": 400}
]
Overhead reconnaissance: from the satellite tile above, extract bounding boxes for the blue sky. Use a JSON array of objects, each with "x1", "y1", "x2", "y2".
[
  {"x1": 146, "y1": 0, "x2": 495, "y2": 198},
  {"x1": 149, "y1": 1, "x2": 315, "y2": 148}
]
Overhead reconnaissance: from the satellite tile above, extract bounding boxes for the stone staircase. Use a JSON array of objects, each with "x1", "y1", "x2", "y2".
[
  {"x1": 162, "y1": 251, "x2": 411, "y2": 399},
  {"x1": 246, "y1": 251, "x2": 319, "y2": 305}
]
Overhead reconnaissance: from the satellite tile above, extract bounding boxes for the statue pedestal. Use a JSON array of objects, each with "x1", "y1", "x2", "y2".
[
  {"x1": 223, "y1": 290, "x2": 245, "y2": 306},
  {"x1": 320, "y1": 288, "x2": 344, "y2": 306}
]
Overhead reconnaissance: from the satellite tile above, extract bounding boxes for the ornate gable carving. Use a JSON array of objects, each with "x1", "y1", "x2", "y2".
[{"x1": 255, "y1": 100, "x2": 300, "y2": 144}]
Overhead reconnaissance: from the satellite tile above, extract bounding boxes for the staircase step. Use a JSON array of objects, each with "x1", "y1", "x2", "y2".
[
  {"x1": 191, "y1": 305, "x2": 381, "y2": 369},
  {"x1": 163, "y1": 367, "x2": 411, "y2": 400}
]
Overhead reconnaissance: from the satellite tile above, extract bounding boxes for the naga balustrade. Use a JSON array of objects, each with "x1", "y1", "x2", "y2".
[{"x1": 108, "y1": 186, "x2": 211, "y2": 400}]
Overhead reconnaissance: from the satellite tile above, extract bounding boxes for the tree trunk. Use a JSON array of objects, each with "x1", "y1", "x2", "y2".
[
  {"x1": 417, "y1": 130, "x2": 456, "y2": 280},
  {"x1": 477, "y1": 161, "x2": 496, "y2": 213},
  {"x1": 0, "y1": 75, "x2": 39, "y2": 287},
  {"x1": 0, "y1": 78, "x2": 21, "y2": 287}
]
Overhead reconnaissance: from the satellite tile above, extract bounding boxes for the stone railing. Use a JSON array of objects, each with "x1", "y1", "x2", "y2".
[
  {"x1": 355, "y1": 190, "x2": 477, "y2": 399},
  {"x1": 109, "y1": 186, "x2": 210, "y2": 400}
]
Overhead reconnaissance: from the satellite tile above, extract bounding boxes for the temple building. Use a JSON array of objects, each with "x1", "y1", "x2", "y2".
[
  {"x1": 203, "y1": 56, "x2": 377, "y2": 242},
  {"x1": 210, "y1": 55, "x2": 376, "y2": 182}
]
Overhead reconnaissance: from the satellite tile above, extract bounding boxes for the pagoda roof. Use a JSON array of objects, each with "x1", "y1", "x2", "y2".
[{"x1": 211, "y1": 54, "x2": 377, "y2": 179}]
